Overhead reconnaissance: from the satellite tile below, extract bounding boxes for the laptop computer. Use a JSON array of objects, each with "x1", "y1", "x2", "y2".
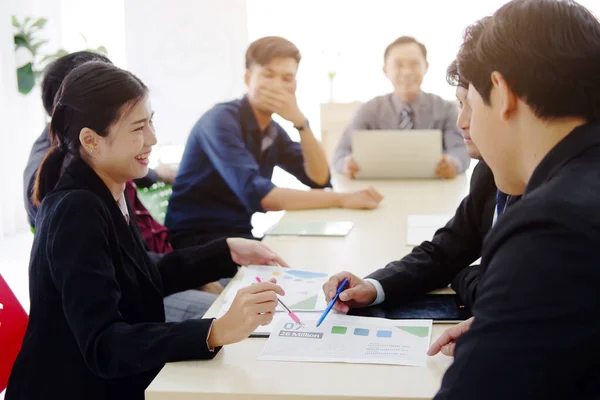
[{"x1": 352, "y1": 129, "x2": 442, "y2": 179}]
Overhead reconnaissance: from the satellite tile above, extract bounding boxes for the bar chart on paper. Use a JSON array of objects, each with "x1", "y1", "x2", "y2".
[
  {"x1": 218, "y1": 266, "x2": 332, "y2": 336},
  {"x1": 259, "y1": 314, "x2": 433, "y2": 366},
  {"x1": 226, "y1": 266, "x2": 330, "y2": 311}
]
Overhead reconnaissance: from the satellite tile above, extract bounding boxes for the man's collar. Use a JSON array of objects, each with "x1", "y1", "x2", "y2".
[
  {"x1": 240, "y1": 95, "x2": 275, "y2": 136},
  {"x1": 391, "y1": 91, "x2": 424, "y2": 113},
  {"x1": 526, "y1": 121, "x2": 600, "y2": 194},
  {"x1": 240, "y1": 95, "x2": 261, "y2": 133}
]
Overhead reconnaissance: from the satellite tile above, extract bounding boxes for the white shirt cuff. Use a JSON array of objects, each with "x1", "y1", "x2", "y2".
[
  {"x1": 206, "y1": 319, "x2": 216, "y2": 352},
  {"x1": 364, "y1": 278, "x2": 385, "y2": 306}
]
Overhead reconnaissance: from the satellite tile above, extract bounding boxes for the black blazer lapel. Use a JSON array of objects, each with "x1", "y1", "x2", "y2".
[
  {"x1": 124, "y1": 195, "x2": 164, "y2": 289},
  {"x1": 112, "y1": 203, "x2": 160, "y2": 292},
  {"x1": 59, "y1": 158, "x2": 161, "y2": 294}
]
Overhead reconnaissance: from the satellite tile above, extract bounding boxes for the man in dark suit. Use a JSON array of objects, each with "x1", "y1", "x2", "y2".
[
  {"x1": 322, "y1": 59, "x2": 522, "y2": 313},
  {"x1": 428, "y1": 1, "x2": 600, "y2": 398}
]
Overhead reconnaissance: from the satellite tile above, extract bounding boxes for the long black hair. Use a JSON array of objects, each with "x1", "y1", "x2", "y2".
[{"x1": 33, "y1": 62, "x2": 148, "y2": 206}]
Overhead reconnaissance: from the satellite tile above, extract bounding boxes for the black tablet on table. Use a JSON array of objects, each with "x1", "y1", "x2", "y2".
[{"x1": 348, "y1": 294, "x2": 471, "y2": 323}]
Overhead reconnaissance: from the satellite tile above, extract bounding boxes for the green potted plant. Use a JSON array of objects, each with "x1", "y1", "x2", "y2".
[{"x1": 13, "y1": 16, "x2": 107, "y2": 95}]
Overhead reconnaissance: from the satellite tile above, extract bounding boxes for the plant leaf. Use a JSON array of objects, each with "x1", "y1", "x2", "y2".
[
  {"x1": 96, "y1": 46, "x2": 108, "y2": 55},
  {"x1": 30, "y1": 40, "x2": 48, "y2": 54},
  {"x1": 14, "y1": 34, "x2": 28, "y2": 50},
  {"x1": 17, "y1": 63, "x2": 35, "y2": 95},
  {"x1": 31, "y1": 18, "x2": 47, "y2": 30},
  {"x1": 23, "y1": 17, "x2": 32, "y2": 30},
  {"x1": 12, "y1": 16, "x2": 20, "y2": 28}
]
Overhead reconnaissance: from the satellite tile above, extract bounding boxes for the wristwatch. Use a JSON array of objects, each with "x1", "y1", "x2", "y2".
[{"x1": 294, "y1": 119, "x2": 310, "y2": 131}]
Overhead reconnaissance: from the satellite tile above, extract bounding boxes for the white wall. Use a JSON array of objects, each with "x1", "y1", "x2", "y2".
[
  {"x1": 59, "y1": 0, "x2": 127, "y2": 68},
  {"x1": 0, "y1": 0, "x2": 63, "y2": 238},
  {"x1": 0, "y1": 1, "x2": 21, "y2": 239},
  {"x1": 124, "y1": 0, "x2": 249, "y2": 148},
  {"x1": 247, "y1": 0, "x2": 600, "y2": 138},
  {"x1": 247, "y1": 0, "x2": 510, "y2": 137},
  {"x1": 10, "y1": 0, "x2": 62, "y2": 127}
]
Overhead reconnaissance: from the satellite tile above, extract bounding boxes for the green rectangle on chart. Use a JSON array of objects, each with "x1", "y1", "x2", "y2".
[{"x1": 331, "y1": 326, "x2": 347, "y2": 335}]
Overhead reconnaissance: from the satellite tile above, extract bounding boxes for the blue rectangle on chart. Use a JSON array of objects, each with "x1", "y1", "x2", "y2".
[
  {"x1": 353, "y1": 328, "x2": 370, "y2": 336},
  {"x1": 376, "y1": 330, "x2": 392, "y2": 338}
]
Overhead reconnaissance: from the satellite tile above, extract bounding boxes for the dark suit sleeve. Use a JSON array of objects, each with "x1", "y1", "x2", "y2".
[
  {"x1": 157, "y1": 238, "x2": 238, "y2": 296},
  {"x1": 48, "y1": 192, "x2": 220, "y2": 380},
  {"x1": 366, "y1": 162, "x2": 492, "y2": 305},
  {"x1": 435, "y1": 202, "x2": 600, "y2": 399},
  {"x1": 450, "y1": 264, "x2": 480, "y2": 310}
]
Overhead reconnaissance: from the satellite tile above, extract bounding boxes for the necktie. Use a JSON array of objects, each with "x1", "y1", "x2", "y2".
[
  {"x1": 398, "y1": 107, "x2": 414, "y2": 130},
  {"x1": 496, "y1": 190, "x2": 508, "y2": 218}
]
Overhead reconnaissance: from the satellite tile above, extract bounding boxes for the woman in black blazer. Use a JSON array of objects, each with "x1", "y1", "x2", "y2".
[{"x1": 6, "y1": 62, "x2": 286, "y2": 400}]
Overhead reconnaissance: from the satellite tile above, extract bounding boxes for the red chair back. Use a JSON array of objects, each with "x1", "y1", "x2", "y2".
[{"x1": 0, "y1": 274, "x2": 28, "y2": 392}]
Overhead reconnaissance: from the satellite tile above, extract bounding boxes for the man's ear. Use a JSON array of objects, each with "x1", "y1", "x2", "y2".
[
  {"x1": 244, "y1": 69, "x2": 251, "y2": 87},
  {"x1": 490, "y1": 71, "x2": 517, "y2": 121}
]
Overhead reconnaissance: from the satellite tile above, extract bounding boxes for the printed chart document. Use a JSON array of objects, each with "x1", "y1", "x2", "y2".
[
  {"x1": 406, "y1": 215, "x2": 452, "y2": 246},
  {"x1": 259, "y1": 314, "x2": 433, "y2": 366},
  {"x1": 218, "y1": 266, "x2": 330, "y2": 336}
]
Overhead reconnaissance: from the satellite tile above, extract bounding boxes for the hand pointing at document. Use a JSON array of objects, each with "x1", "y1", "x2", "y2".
[{"x1": 427, "y1": 317, "x2": 474, "y2": 357}]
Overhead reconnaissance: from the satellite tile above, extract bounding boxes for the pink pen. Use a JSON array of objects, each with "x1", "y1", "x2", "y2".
[{"x1": 255, "y1": 276, "x2": 303, "y2": 325}]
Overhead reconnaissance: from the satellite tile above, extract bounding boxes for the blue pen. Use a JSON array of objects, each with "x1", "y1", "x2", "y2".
[{"x1": 316, "y1": 278, "x2": 349, "y2": 327}]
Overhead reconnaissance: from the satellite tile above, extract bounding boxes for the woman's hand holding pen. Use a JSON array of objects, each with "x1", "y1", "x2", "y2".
[{"x1": 208, "y1": 280, "x2": 284, "y2": 347}]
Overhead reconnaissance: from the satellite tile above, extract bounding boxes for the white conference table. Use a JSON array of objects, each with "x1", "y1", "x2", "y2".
[{"x1": 146, "y1": 173, "x2": 470, "y2": 400}]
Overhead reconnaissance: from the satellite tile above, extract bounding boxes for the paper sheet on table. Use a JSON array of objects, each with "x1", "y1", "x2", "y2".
[
  {"x1": 406, "y1": 215, "x2": 452, "y2": 246},
  {"x1": 265, "y1": 220, "x2": 354, "y2": 237},
  {"x1": 218, "y1": 266, "x2": 330, "y2": 336},
  {"x1": 259, "y1": 314, "x2": 433, "y2": 366}
]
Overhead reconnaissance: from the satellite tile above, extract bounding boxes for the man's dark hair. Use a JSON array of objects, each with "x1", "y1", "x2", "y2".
[
  {"x1": 245, "y1": 36, "x2": 301, "y2": 69},
  {"x1": 41, "y1": 51, "x2": 111, "y2": 116},
  {"x1": 457, "y1": 0, "x2": 600, "y2": 120},
  {"x1": 446, "y1": 60, "x2": 467, "y2": 89},
  {"x1": 384, "y1": 36, "x2": 427, "y2": 62},
  {"x1": 447, "y1": 17, "x2": 491, "y2": 89}
]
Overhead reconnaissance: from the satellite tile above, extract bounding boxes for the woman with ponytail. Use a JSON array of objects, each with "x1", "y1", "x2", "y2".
[
  {"x1": 31, "y1": 101, "x2": 71, "y2": 205},
  {"x1": 6, "y1": 62, "x2": 287, "y2": 400},
  {"x1": 24, "y1": 51, "x2": 231, "y2": 323}
]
